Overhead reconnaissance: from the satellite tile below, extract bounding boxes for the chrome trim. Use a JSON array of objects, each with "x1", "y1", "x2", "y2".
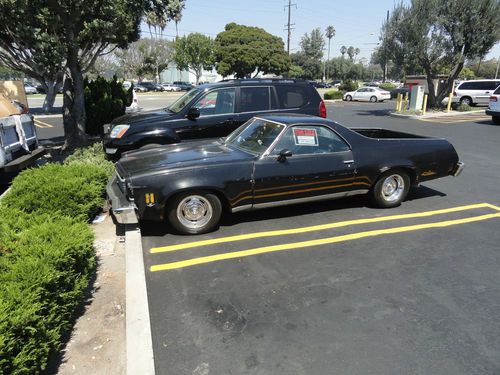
[
  {"x1": 452, "y1": 161, "x2": 465, "y2": 177},
  {"x1": 231, "y1": 204, "x2": 253, "y2": 213},
  {"x1": 230, "y1": 189, "x2": 369, "y2": 213},
  {"x1": 112, "y1": 206, "x2": 139, "y2": 224},
  {"x1": 343, "y1": 160, "x2": 355, "y2": 164}
]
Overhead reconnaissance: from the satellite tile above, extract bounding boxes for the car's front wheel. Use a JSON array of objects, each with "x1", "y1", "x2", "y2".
[
  {"x1": 371, "y1": 170, "x2": 410, "y2": 208},
  {"x1": 345, "y1": 95, "x2": 352, "y2": 101},
  {"x1": 167, "y1": 191, "x2": 222, "y2": 234}
]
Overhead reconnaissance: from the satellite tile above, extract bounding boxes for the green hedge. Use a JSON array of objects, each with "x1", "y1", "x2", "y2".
[
  {"x1": 0, "y1": 144, "x2": 112, "y2": 373},
  {"x1": 1, "y1": 163, "x2": 109, "y2": 222},
  {"x1": 338, "y1": 79, "x2": 358, "y2": 92},
  {"x1": 324, "y1": 90, "x2": 344, "y2": 100},
  {"x1": 379, "y1": 83, "x2": 397, "y2": 91},
  {"x1": 64, "y1": 142, "x2": 115, "y2": 178},
  {"x1": 0, "y1": 209, "x2": 95, "y2": 375}
]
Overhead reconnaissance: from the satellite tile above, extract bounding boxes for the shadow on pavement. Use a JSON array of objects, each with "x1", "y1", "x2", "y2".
[{"x1": 140, "y1": 185, "x2": 446, "y2": 237}]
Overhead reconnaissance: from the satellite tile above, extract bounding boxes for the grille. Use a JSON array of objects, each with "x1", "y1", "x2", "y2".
[
  {"x1": 23, "y1": 121, "x2": 35, "y2": 138},
  {"x1": 2, "y1": 126, "x2": 19, "y2": 146}
]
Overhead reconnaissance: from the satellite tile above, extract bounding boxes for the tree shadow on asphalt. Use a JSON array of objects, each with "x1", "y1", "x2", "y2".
[
  {"x1": 471, "y1": 119, "x2": 499, "y2": 127},
  {"x1": 140, "y1": 185, "x2": 446, "y2": 237}
]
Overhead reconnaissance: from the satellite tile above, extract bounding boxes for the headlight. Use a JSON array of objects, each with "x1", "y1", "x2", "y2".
[{"x1": 110, "y1": 125, "x2": 130, "y2": 138}]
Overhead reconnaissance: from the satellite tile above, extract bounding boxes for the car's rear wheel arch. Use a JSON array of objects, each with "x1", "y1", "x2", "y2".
[{"x1": 370, "y1": 167, "x2": 412, "y2": 208}]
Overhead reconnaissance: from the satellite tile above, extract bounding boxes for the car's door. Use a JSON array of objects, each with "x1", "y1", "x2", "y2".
[
  {"x1": 181, "y1": 87, "x2": 237, "y2": 139},
  {"x1": 353, "y1": 88, "x2": 366, "y2": 101},
  {"x1": 252, "y1": 125, "x2": 365, "y2": 208}
]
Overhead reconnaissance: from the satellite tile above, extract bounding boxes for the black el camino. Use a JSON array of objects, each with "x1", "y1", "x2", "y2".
[{"x1": 107, "y1": 114, "x2": 464, "y2": 234}]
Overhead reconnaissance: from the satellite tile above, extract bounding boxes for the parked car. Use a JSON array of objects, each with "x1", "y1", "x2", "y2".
[
  {"x1": 138, "y1": 82, "x2": 163, "y2": 92},
  {"x1": 134, "y1": 84, "x2": 148, "y2": 93},
  {"x1": 452, "y1": 79, "x2": 500, "y2": 106},
  {"x1": 103, "y1": 78, "x2": 327, "y2": 159},
  {"x1": 107, "y1": 114, "x2": 463, "y2": 234},
  {"x1": 35, "y1": 84, "x2": 63, "y2": 94},
  {"x1": 486, "y1": 85, "x2": 500, "y2": 125},
  {"x1": 390, "y1": 86, "x2": 411, "y2": 99},
  {"x1": 161, "y1": 83, "x2": 181, "y2": 92},
  {"x1": 24, "y1": 83, "x2": 38, "y2": 95},
  {"x1": 365, "y1": 81, "x2": 381, "y2": 87},
  {"x1": 343, "y1": 87, "x2": 391, "y2": 102},
  {"x1": 173, "y1": 81, "x2": 195, "y2": 91}
]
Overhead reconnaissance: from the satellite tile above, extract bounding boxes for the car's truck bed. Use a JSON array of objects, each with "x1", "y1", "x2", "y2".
[{"x1": 351, "y1": 128, "x2": 428, "y2": 139}]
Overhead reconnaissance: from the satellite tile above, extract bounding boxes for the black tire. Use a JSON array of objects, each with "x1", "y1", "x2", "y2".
[
  {"x1": 459, "y1": 96, "x2": 472, "y2": 106},
  {"x1": 345, "y1": 95, "x2": 352, "y2": 101},
  {"x1": 370, "y1": 96, "x2": 378, "y2": 103},
  {"x1": 492, "y1": 116, "x2": 500, "y2": 125},
  {"x1": 370, "y1": 170, "x2": 410, "y2": 208},
  {"x1": 167, "y1": 190, "x2": 222, "y2": 235}
]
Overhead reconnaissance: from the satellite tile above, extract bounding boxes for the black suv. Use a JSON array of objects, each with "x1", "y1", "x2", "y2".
[{"x1": 103, "y1": 79, "x2": 327, "y2": 159}]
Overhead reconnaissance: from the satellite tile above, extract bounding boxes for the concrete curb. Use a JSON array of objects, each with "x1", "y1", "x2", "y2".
[
  {"x1": 324, "y1": 99, "x2": 343, "y2": 103},
  {"x1": 0, "y1": 187, "x2": 11, "y2": 200},
  {"x1": 389, "y1": 109, "x2": 485, "y2": 120},
  {"x1": 125, "y1": 225, "x2": 155, "y2": 375}
]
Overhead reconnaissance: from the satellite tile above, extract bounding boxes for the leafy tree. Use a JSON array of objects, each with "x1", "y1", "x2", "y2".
[
  {"x1": 0, "y1": 3, "x2": 65, "y2": 111},
  {"x1": 290, "y1": 52, "x2": 322, "y2": 79},
  {"x1": 0, "y1": 0, "x2": 175, "y2": 148},
  {"x1": 214, "y1": 23, "x2": 290, "y2": 78},
  {"x1": 288, "y1": 64, "x2": 305, "y2": 78},
  {"x1": 325, "y1": 26, "x2": 336, "y2": 79},
  {"x1": 459, "y1": 67, "x2": 476, "y2": 80},
  {"x1": 382, "y1": 0, "x2": 500, "y2": 108},
  {"x1": 467, "y1": 58, "x2": 499, "y2": 78},
  {"x1": 300, "y1": 28, "x2": 325, "y2": 60},
  {"x1": 174, "y1": 33, "x2": 215, "y2": 84}
]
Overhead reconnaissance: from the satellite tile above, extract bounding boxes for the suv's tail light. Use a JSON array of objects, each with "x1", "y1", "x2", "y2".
[
  {"x1": 319, "y1": 100, "x2": 327, "y2": 118},
  {"x1": 490, "y1": 96, "x2": 498, "y2": 102}
]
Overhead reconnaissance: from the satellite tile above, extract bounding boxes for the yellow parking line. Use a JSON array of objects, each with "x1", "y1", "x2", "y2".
[
  {"x1": 150, "y1": 212, "x2": 500, "y2": 272},
  {"x1": 150, "y1": 203, "x2": 498, "y2": 254},
  {"x1": 34, "y1": 119, "x2": 54, "y2": 128}
]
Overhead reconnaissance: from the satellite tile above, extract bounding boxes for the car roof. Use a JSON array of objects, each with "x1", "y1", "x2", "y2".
[
  {"x1": 195, "y1": 78, "x2": 311, "y2": 90},
  {"x1": 256, "y1": 113, "x2": 331, "y2": 126}
]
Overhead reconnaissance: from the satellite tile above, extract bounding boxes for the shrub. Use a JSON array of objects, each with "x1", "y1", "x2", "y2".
[
  {"x1": 338, "y1": 79, "x2": 358, "y2": 92},
  {"x1": 379, "y1": 83, "x2": 397, "y2": 91},
  {"x1": 64, "y1": 142, "x2": 115, "y2": 178},
  {"x1": 84, "y1": 75, "x2": 133, "y2": 136},
  {"x1": 456, "y1": 103, "x2": 472, "y2": 112},
  {"x1": 1, "y1": 163, "x2": 108, "y2": 221},
  {"x1": 324, "y1": 90, "x2": 344, "y2": 100},
  {"x1": 0, "y1": 208, "x2": 95, "y2": 375}
]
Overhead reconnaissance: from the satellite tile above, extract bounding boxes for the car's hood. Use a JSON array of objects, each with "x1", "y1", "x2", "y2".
[
  {"x1": 116, "y1": 140, "x2": 253, "y2": 178},
  {"x1": 111, "y1": 109, "x2": 176, "y2": 126}
]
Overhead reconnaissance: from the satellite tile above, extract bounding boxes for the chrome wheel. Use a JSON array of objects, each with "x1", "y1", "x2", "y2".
[
  {"x1": 176, "y1": 195, "x2": 213, "y2": 230},
  {"x1": 381, "y1": 174, "x2": 405, "y2": 203}
]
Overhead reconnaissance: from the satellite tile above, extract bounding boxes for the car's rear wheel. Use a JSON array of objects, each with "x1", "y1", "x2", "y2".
[
  {"x1": 345, "y1": 95, "x2": 352, "y2": 101},
  {"x1": 459, "y1": 96, "x2": 472, "y2": 106},
  {"x1": 492, "y1": 116, "x2": 500, "y2": 125},
  {"x1": 167, "y1": 191, "x2": 222, "y2": 234},
  {"x1": 371, "y1": 170, "x2": 410, "y2": 208},
  {"x1": 370, "y1": 96, "x2": 378, "y2": 103}
]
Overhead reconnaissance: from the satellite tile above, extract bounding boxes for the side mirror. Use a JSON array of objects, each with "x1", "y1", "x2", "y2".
[
  {"x1": 277, "y1": 149, "x2": 292, "y2": 162},
  {"x1": 187, "y1": 107, "x2": 200, "y2": 119}
]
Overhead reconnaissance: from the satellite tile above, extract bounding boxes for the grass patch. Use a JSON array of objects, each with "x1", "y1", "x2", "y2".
[{"x1": 324, "y1": 90, "x2": 344, "y2": 100}]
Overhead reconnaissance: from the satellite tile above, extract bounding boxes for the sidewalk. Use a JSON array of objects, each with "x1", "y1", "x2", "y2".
[{"x1": 389, "y1": 109, "x2": 485, "y2": 120}]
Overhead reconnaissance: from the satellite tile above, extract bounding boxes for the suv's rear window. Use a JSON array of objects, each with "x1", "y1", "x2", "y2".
[
  {"x1": 240, "y1": 87, "x2": 271, "y2": 112},
  {"x1": 276, "y1": 85, "x2": 308, "y2": 108}
]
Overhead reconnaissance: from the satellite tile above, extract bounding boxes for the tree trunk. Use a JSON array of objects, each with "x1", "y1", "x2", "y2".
[
  {"x1": 41, "y1": 75, "x2": 63, "y2": 112},
  {"x1": 62, "y1": 50, "x2": 88, "y2": 150}
]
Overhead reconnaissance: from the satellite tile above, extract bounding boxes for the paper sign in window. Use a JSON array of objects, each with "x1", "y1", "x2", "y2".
[{"x1": 293, "y1": 128, "x2": 318, "y2": 146}]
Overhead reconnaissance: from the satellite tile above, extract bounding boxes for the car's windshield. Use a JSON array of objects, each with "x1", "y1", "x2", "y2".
[
  {"x1": 225, "y1": 118, "x2": 285, "y2": 154},
  {"x1": 168, "y1": 89, "x2": 200, "y2": 113}
]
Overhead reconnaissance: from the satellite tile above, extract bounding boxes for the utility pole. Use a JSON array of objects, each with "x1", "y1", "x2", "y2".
[
  {"x1": 284, "y1": 0, "x2": 296, "y2": 54},
  {"x1": 383, "y1": 9, "x2": 389, "y2": 83},
  {"x1": 495, "y1": 56, "x2": 500, "y2": 79}
]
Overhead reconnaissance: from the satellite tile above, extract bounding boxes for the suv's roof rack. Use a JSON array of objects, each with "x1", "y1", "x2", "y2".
[{"x1": 217, "y1": 78, "x2": 307, "y2": 84}]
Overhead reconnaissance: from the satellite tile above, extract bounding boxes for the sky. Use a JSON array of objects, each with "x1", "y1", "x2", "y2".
[{"x1": 142, "y1": 0, "x2": 500, "y2": 62}]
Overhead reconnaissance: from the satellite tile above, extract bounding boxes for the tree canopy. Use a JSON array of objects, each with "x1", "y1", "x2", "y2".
[
  {"x1": 173, "y1": 33, "x2": 215, "y2": 84},
  {"x1": 214, "y1": 23, "x2": 290, "y2": 78},
  {"x1": 381, "y1": 0, "x2": 500, "y2": 107}
]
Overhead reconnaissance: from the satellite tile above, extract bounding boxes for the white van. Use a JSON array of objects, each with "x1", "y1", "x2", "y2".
[{"x1": 452, "y1": 79, "x2": 500, "y2": 106}]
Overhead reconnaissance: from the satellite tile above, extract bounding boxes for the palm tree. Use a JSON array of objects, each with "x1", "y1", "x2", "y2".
[
  {"x1": 340, "y1": 45, "x2": 347, "y2": 58},
  {"x1": 354, "y1": 47, "x2": 360, "y2": 62},
  {"x1": 340, "y1": 46, "x2": 347, "y2": 79},
  {"x1": 347, "y1": 46, "x2": 355, "y2": 61},
  {"x1": 325, "y1": 26, "x2": 335, "y2": 80}
]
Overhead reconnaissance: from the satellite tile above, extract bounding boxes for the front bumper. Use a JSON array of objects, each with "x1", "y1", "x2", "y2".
[
  {"x1": 106, "y1": 175, "x2": 138, "y2": 224},
  {"x1": 451, "y1": 161, "x2": 465, "y2": 177}
]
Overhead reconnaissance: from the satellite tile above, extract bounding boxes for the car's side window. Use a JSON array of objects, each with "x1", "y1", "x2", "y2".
[
  {"x1": 240, "y1": 86, "x2": 271, "y2": 112},
  {"x1": 275, "y1": 86, "x2": 307, "y2": 108},
  {"x1": 271, "y1": 125, "x2": 350, "y2": 155},
  {"x1": 192, "y1": 88, "x2": 235, "y2": 116}
]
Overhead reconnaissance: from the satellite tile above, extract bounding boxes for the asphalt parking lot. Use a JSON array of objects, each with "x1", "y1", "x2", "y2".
[{"x1": 140, "y1": 101, "x2": 500, "y2": 374}]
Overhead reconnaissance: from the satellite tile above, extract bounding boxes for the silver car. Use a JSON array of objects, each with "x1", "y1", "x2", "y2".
[
  {"x1": 486, "y1": 85, "x2": 500, "y2": 125},
  {"x1": 452, "y1": 79, "x2": 500, "y2": 106},
  {"x1": 343, "y1": 87, "x2": 391, "y2": 103}
]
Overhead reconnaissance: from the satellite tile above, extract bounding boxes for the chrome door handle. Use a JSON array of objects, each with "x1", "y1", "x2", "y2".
[{"x1": 343, "y1": 160, "x2": 354, "y2": 164}]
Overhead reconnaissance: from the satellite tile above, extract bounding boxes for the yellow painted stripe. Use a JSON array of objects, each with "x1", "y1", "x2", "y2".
[
  {"x1": 150, "y1": 203, "x2": 497, "y2": 254},
  {"x1": 150, "y1": 212, "x2": 500, "y2": 272},
  {"x1": 34, "y1": 119, "x2": 54, "y2": 128}
]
